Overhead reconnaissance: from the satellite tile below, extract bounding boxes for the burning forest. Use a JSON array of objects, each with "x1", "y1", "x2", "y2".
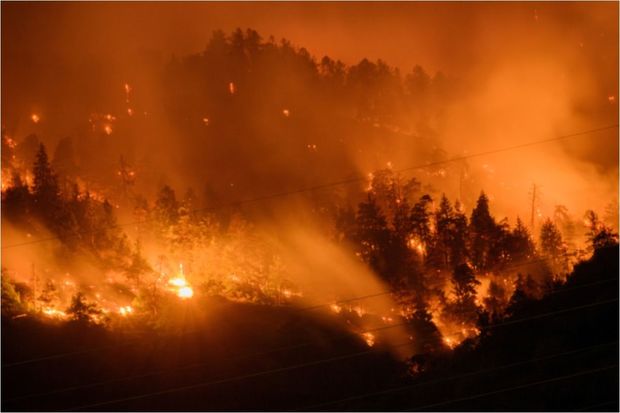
[{"x1": 1, "y1": 2, "x2": 619, "y2": 411}]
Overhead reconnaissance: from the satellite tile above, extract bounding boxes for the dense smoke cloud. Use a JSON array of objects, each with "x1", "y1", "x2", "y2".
[{"x1": 2, "y1": 2, "x2": 617, "y2": 222}]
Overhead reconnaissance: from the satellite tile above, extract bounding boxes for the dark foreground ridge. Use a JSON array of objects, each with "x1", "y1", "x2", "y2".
[{"x1": 2, "y1": 246, "x2": 618, "y2": 411}]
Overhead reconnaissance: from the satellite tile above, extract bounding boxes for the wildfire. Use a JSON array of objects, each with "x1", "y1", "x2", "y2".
[
  {"x1": 361, "y1": 332, "x2": 376, "y2": 347},
  {"x1": 118, "y1": 306, "x2": 133, "y2": 316},
  {"x1": 168, "y1": 264, "x2": 194, "y2": 299},
  {"x1": 42, "y1": 307, "x2": 68, "y2": 319},
  {"x1": 443, "y1": 336, "x2": 456, "y2": 349},
  {"x1": 178, "y1": 286, "x2": 194, "y2": 298},
  {"x1": 407, "y1": 237, "x2": 426, "y2": 255},
  {"x1": 330, "y1": 303, "x2": 342, "y2": 313},
  {"x1": 30, "y1": 113, "x2": 40, "y2": 124},
  {"x1": 352, "y1": 305, "x2": 366, "y2": 317}
]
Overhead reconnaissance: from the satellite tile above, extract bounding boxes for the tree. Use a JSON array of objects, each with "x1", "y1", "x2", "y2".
[
  {"x1": 125, "y1": 240, "x2": 151, "y2": 289},
  {"x1": 469, "y1": 192, "x2": 496, "y2": 271},
  {"x1": 427, "y1": 194, "x2": 454, "y2": 269},
  {"x1": 410, "y1": 194, "x2": 433, "y2": 251},
  {"x1": 506, "y1": 217, "x2": 536, "y2": 262},
  {"x1": 2, "y1": 171, "x2": 31, "y2": 219},
  {"x1": 155, "y1": 185, "x2": 179, "y2": 228},
  {"x1": 539, "y1": 219, "x2": 565, "y2": 259},
  {"x1": 38, "y1": 279, "x2": 59, "y2": 307},
  {"x1": 451, "y1": 263, "x2": 480, "y2": 307},
  {"x1": 1, "y1": 270, "x2": 26, "y2": 316},
  {"x1": 450, "y1": 201, "x2": 469, "y2": 266},
  {"x1": 32, "y1": 143, "x2": 59, "y2": 213},
  {"x1": 584, "y1": 210, "x2": 619, "y2": 252},
  {"x1": 66, "y1": 292, "x2": 102, "y2": 323},
  {"x1": 356, "y1": 194, "x2": 391, "y2": 275}
]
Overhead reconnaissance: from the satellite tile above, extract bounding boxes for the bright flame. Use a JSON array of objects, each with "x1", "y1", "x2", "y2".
[
  {"x1": 169, "y1": 277, "x2": 187, "y2": 287},
  {"x1": 178, "y1": 286, "x2": 193, "y2": 299},
  {"x1": 362, "y1": 332, "x2": 375, "y2": 347},
  {"x1": 407, "y1": 237, "x2": 426, "y2": 255},
  {"x1": 42, "y1": 307, "x2": 67, "y2": 319},
  {"x1": 119, "y1": 306, "x2": 133, "y2": 316}
]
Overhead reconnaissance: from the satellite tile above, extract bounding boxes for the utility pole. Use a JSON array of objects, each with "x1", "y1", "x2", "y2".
[
  {"x1": 530, "y1": 184, "x2": 537, "y2": 232},
  {"x1": 31, "y1": 263, "x2": 37, "y2": 311}
]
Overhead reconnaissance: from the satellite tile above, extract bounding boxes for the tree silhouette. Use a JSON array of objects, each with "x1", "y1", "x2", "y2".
[
  {"x1": 66, "y1": 292, "x2": 102, "y2": 323},
  {"x1": 469, "y1": 192, "x2": 496, "y2": 271}
]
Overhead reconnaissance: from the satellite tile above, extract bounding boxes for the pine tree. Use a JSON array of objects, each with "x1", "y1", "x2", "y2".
[
  {"x1": 66, "y1": 292, "x2": 102, "y2": 323},
  {"x1": 356, "y1": 194, "x2": 391, "y2": 275},
  {"x1": 469, "y1": 192, "x2": 496, "y2": 271},
  {"x1": 32, "y1": 144, "x2": 59, "y2": 213}
]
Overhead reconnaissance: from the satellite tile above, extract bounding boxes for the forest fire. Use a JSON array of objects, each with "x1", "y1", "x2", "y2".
[{"x1": 1, "y1": 5, "x2": 618, "y2": 410}]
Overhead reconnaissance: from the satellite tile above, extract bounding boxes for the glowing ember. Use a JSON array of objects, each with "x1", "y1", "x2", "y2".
[
  {"x1": 169, "y1": 277, "x2": 188, "y2": 287},
  {"x1": 353, "y1": 305, "x2": 366, "y2": 317},
  {"x1": 103, "y1": 124, "x2": 113, "y2": 135},
  {"x1": 228, "y1": 82, "x2": 236, "y2": 94},
  {"x1": 119, "y1": 306, "x2": 133, "y2": 316},
  {"x1": 42, "y1": 307, "x2": 68, "y2": 319},
  {"x1": 443, "y1": 337, "x2": 456, "y2": 349},
  {"x1": 30, "y1": 113, "x2": 40, "y2": 123},
  {"x1": 609, "y1": 96, "x2": 616, "y2": 104},
  {"x1": 178, "y1": 286, "x2": 194, "y2": 299},
  {"x1": 282, "y1": 109, "x2": 290, "y2": 117},
  {"x1": 202, "y1": 117, "x2": 209, "y2": 125},
  {"x1": 407, "y1": 237, "x2": 426, "y2": 255},
  {"x1": 127, "y1": 108, "x2": 133, "y2": 116},
  {"x1": 330, "y1": 303, "x2": 342, "y2": 313},
  {"x1": 362, "y1": 332, "x2": 375, "y2": 347}
]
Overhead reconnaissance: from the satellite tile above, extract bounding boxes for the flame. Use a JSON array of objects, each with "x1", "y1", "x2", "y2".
[
  {"x1": 177, "y1": 286, "x2": 194, "y2": 299},
  {"x1": 127, "y1": 108, "x2": 133, "y2": 116},
  {"x1": 228, "y1": 82, "x2": 236, "y2": 94},
  {"x1": 361, "y1": 332, "x2": 375, "y2": 347},
  {"x1": 30, "y1": 113, "x2": 40, "y2": 124},
  {"x1": 282, "y1": 109, "x2": 290, "y2": 117},
  {"x1": 103, "y1": 124, "x2": 113, "y2": 135},
  {"x1": 330, "y1": 303, "x2": 342, "y2": 313},
  {"x1": 202, "y1": 117, "x2": 209, "y2": 125},
  {"x1": 608, "y1": 95, "x2": 616, "y2": 103},
  {"x1": 119, "y1": 306, "x2": 133, "y2": 316},
  {"x1": 42, "y1": 307, "x2": 67, "y2": 319},
  {"x1": 407, "y1": 237, "x2": 426, "y2": 255}
]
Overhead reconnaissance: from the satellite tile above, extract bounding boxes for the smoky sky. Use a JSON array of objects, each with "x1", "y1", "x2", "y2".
[{"x1": 2, "y1": 1, "x2": 618, "y2": 220}]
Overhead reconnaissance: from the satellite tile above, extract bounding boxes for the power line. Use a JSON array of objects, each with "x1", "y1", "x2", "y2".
[
  {"x1": 574, "y1": 399, "x2": 620, "y2": 412},
  {"x1": 404, "y1": 364, "x2": 618, "y2": 411},
  {"x1": 2, "y1": 124, "x2": 617, "y2": 250},
  {"x1": 295, "y1": 340, "x2": 619, "y2": 410},
  {"x1": 1, "y1": 251, "x2": 590, "y2": 368},
  {"x1": 59, "y1": 341, "x2": 413, "y2": 412},
  {"x1": 34, "y1": 297, "x2": 620, "y2": 411}
]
